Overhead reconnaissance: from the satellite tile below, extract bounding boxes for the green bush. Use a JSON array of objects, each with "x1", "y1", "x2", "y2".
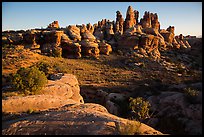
[
  {"x1": 129, "y1": 97, "x2": 151, "y2": 121},
  {"x1": 35, "y1": 61, "x2": 53, "y2": 77},
  {"x1": 12, "y1": 66, "x2": 48, "y2": 95}
]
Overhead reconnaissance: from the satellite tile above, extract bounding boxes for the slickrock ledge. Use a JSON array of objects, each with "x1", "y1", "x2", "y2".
[{"x1": 2, "y1": 103, "x2": 163, "y2": 135}]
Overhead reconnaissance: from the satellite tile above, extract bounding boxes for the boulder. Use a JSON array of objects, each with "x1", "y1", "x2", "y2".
[
  {"x1": 117, "y1": 35, "x2": 140, "y2": 49},
  {"x1": 61, "y1": 41, "x2": 81, "y2": 58},
  {"x1": 40, "y1": 30, "x2": 63, "y2": 55},
  {"x1": 99, "y1": 41, "x2": 112, "y2": 55},
  {"x1": 80, "y1": 39, "x2": 100, "y2": 58},
  {"x1": 67, "y1": 25, "x2": 81, "y2": 41},
  {"x1": 81, "y1": 30, "x2": 96, "y2": 41}
]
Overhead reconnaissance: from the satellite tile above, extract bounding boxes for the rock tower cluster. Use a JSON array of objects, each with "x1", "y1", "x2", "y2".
[{"x1": 2, "y1": 6, "x2": 191, "y2": 60}]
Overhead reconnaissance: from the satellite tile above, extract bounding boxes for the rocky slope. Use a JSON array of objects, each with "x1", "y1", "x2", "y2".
[{"x1": 2, "y1": 74, "x2": 163, "y2": 135}]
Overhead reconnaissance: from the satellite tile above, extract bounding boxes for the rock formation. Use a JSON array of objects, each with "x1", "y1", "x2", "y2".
[
  {"x1": 124, "y1": 6, "x2": 136, "y2": 31},
  {"x1": 66, "y1": 25, "x2": 81, "y2": 42},
  {"x1": 2, "y1": 103, "x2": 163, "y2": 135},
  {"x1": 1, "y1": 5, "x2": 192, "y2": 60},
  {"x1": 2, "y1": 74, "x2": 84, "y2": 113},
  {"x1": 115, "y1": 11, "x2": 124, "y2": 34},
  {"x1": 40, "y1": 30, "x2": 63, "y2": 56},
  {"x1": 47, "y1": 21, "x2": 60, "y2": 29},
  {"x1": 148, "y1": 91, "x2": 202, "y2": 135}
]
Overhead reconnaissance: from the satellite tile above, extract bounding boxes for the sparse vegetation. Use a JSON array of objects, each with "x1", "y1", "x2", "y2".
[
  {"x1": 26, "y1": 108, "x2": 34, "y2": 114},
  {"x1": 129, "y1": 97, "x2": 151, "y2": 122},
  {"x1": 12, "y1": 66, "x2": 48, "y2": 95},
  {"x1": 35, "y1": 61, "x2": 53, "y2": 77},
  {"x1": 117, "y1": 121, "x2": 141, "y2": 135},
  {"x1": 183, "y1": 87, "x2": 199, "y2": 104}
]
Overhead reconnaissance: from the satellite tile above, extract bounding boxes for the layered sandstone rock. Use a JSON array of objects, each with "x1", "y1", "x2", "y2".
[
  {"x1": 81, "y1": 30, "x2": 96, "y2": 41},
  {"x1": 99, "y1": 41, "x2": 112, "y2": 55},
  {"x1": 115, "y1": 11, "x2": 124, "y2": 34},
  {"x1": 2, "y1": 103, "x2": 163, "y2": 135},
  {"x1": 105, "y1": 22, "x2": 115, "y2": 41},
  {"x1": 2, "y1": 74, "x2": 84, "y2": 114},
  {"x1": 66, "y1": 25, "x2": 81, "y2": 41},
  {"x1": 160, "y1": 26, "x2": 175, "y2": 44},
  {"x1": 40, "y1": 30, "x2": 63, "y2": 55},
  {"x1": 117, "y1": 34, "x2": 140, "y2": 49},
  {"x1": 61, "y1": 32, "x2": 81, "y2": 58},
  {"x1": 140, "y1": 11, "x2": 152, "y2": 28},
  {"x1": 80, "y1": 39, "x2": 100, "y2": 58},
  {"x1": 87, "y1": 23, "x2": 94, "y2": 34},
  {"x1": 23, "y1": 30, "x2": 40, "y2": 49},
  {"x1": 124, "y1": 6, "x2": 136, "y2": 31},
  {"x1": 47, "y1": 21, "x2": 60, "y2": 29}
]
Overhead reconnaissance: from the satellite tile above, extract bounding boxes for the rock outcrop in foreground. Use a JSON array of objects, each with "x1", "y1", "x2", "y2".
[
  {"x1": 2, "y1": 74, "x2": 84, "y2": 114},
  {"x1": 2, "y1": 74, "x2": 162, "y2": 135},
  {"x1": 2, "y1": 103, "x2": 163, "y2": 135}
]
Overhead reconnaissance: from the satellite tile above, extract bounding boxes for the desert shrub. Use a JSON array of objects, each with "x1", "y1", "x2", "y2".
[
  {"x1": 52, "y1": 47, "x2": 62, "y2": 57},
  {"x1": 12, "y1": 66, "x2": 48, "y2": 95},
  {"x1": 35, "y1": 61, "x2": 53, "y2": 77},
  {"x1": 129, "y1": 97, "x2": 151, "y2": 122},
  {"x1": 183, "y1": 87, "x2": 199, "y2": 104},
  {"x1": 53, "y1": 63, "x2": 68, "y2": 73},
  {"x1": 117, "y1": 121, "x2": 141, "y2": 135}
]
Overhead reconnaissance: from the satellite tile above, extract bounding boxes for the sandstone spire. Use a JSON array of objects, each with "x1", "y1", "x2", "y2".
[{"x1": 124, "y1": 6, "x2": 136, "y2": 31}]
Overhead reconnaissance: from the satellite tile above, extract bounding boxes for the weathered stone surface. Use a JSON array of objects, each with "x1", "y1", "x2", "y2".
[
  {"x1": 67, "y1": 25, "x2": 81, "y2": 41},
  {"x1": 81, "y1": 30, "x2": 96, "y2": 41},
  {"x1": 23, "y1": 30, "x2": 40, "y2": 49},
  {"x1": 115, "y1": 11, "x2": 124, "y2": 34},
  {"x1": 93, "y1": 27, "x2": 104, "y2": 40},
  {"x1": 117, "y1": 34, "x2": 140, "y2": 49},
  {"x1": 140, "y1": 11, "x2": 151, "y2": 28},
  {"x1": 80, "y1": 39, "x2": 100, "y2": 58},
  {"x1": 2, "y1": 103, "x2": 163, "y2": 135},
  {"x1": 105, "y1": 22, "x2": 115, "y2": 41},
  {"x1": 87, "y1": 23, "x2": 94, "y2": 34},
  {"x1": 99, "y1": 41, "x2": 112, "y2": 55},
  {"x1": 2, "y1": 74, "x2": 84, "y2": 114},
  {"x1": 147, "y1": 91, "x2": 202, "y2": 135},
  {"x1": 160, "y1": 30, "x2": 174, "y2": 44},
  {"x1": 40, "y1": 30, "x2": 63, "y2": 55},
  {"x1": 124, "y1": 6, "x2": 136, "y2": 31},
  {"x1": 61, "y1": 41, "x2": 81, "y2": 58}
]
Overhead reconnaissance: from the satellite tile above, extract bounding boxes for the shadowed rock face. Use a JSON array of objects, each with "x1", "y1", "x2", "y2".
[{"x1": 2, "y1": 103, "x2": 163, "y2": 135}]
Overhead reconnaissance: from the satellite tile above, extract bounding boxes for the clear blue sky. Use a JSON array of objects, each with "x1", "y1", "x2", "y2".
[{"x1": 2, "y1": 2, "x2": 202, "y2": 37}]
